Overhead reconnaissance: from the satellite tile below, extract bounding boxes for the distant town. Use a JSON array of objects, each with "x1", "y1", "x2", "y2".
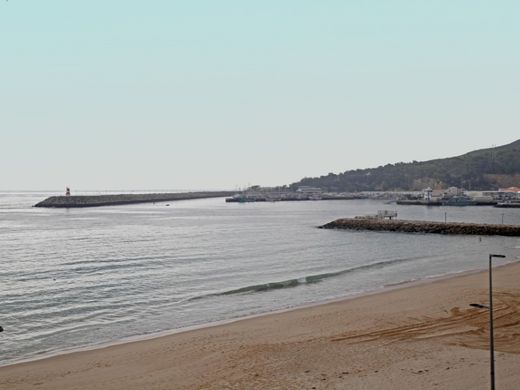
[{"x1": 226, "y1": 185, "x2": 520, "y2": 208}]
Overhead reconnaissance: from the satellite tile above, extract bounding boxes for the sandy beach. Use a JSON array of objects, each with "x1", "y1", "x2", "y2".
[{"x1": 1, "y1": 261, "x2": 520, "y2": 390}]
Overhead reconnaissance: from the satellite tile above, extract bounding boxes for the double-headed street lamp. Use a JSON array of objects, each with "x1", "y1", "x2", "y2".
[{"x1": 471, "y1": 253, "x2": 506, "y2": 390}]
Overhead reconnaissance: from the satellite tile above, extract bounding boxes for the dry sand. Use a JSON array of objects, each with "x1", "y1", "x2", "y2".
[{"x1": 2, "y1": 262, "x2": 520, "y2": 390}]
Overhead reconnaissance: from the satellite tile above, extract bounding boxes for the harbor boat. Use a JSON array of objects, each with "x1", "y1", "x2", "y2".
[
  {"x1": 225, "y1": 194, "x2": 266, "y2": 203},
  {"x1": 441, "y1": 195, "x2": 479, "y2": 206},
  {"x1": 396, "y1": 199, "x2": 441, "y2": 206},
  {"x1": 495, "y1": 200, "x2": 520, "y2": 208}
]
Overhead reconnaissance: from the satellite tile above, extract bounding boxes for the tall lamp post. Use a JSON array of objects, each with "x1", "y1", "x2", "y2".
[{"x1": 488, "y1": 254, "x2": 506, "y2": 390}]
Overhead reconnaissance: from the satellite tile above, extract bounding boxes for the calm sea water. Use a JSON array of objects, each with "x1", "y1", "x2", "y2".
[{"x1": 1, "y1": 191, "x2": 519, "y2": 365}]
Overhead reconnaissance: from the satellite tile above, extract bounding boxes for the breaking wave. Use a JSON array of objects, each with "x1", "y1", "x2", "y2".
[{"x1": 210, "y1": 256, "x2": 419, "y2": 297}]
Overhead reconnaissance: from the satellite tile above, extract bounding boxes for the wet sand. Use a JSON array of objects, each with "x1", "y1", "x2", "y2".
[{"x1": 2, "y1": 262, "x2": 520, "y2": 390}]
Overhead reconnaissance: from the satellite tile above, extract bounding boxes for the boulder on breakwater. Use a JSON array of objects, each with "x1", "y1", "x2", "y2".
[
  {"x1": 34, "y1": 191, "x2": 235, "y2": 208},
  {"x1": 320, "y1": 218, "x2": 520, "y2": 237}
]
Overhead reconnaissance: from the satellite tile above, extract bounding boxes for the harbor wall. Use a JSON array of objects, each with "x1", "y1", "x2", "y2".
[
  {"x1": 320, "y1": 218, "x2": 520, "y2": 236},
  {"x1": 34, "y1": 191, "x2": 235, "y2": 208}
]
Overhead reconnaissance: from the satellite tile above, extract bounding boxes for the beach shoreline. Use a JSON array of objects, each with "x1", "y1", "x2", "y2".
[
  {"x1": 2, "y1": 260, "x2": 520, "y2": 389},
  {"x1": 1, "y1": 262, "x2": 509, "y2": 368}
]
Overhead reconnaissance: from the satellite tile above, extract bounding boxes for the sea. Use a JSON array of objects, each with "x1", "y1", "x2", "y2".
[{"x1": 1, "y1": 191, "x2": 520, "y2": 366}]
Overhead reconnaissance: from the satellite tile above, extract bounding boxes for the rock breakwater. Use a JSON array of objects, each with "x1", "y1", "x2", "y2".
[
  {"x1": 320, "y1": 218, "x2": 520, "y2": 237},
  {"x1": 34, "y1": 191, "x2": 235, "y2": 208}
]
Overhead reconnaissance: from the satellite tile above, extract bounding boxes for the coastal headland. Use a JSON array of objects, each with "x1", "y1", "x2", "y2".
[
  {"x1": 33, "y1": 191, "x2": 235, "y2": 208},
  {"x1": 321, "y1": 218, "x2": 520, "y2": 236},
  {"x1": 1, "y1": 261, "x2": 520, "y2": 389}
]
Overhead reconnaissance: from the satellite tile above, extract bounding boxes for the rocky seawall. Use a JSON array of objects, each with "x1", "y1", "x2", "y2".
[
  {"x1": 320, "y1": 218, "x2": 520, "y2": 237},
  {"x1": 34, "y1": 191, "x2": 235, "y2": 208}
]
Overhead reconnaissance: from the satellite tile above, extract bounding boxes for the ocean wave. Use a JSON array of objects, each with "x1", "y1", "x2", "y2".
[{"x1": 205, "y1": 256, "x2": 419, "y2": 298}]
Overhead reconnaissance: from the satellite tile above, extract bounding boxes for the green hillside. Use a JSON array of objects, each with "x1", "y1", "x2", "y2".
[{"x1": 291, "y1": 139, "x2": 520, "y2": 192}]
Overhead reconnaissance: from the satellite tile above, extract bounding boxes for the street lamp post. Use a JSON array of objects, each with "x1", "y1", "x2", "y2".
[{"x1": 488, "y1": 254, "x2": 506, "y2": 390}]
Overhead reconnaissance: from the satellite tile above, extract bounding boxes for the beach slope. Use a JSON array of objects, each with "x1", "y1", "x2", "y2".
[{"x1": 2, "y1": 262, "x2": 520, "y2": 389}]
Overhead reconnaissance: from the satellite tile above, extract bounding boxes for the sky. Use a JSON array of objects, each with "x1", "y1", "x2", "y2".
[{"x1": 1, "y1": 1, "x2": 519, "y2": 191}]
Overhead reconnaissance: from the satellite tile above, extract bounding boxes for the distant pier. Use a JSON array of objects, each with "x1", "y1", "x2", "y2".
[
  {"x1": 34, "y1": 191, "x2": 235, "y2": 208},
  {"x1": 320, "y1": 218, "x2": 520, "y2": 236}
]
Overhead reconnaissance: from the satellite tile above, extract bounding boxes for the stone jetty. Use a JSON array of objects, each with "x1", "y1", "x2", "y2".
[
  {"x1": 34, "y1": 191, "x2": 235, "y2": 208},
  {"x1": 320, "y1": 218, "x2": 520, "y2": 237}
]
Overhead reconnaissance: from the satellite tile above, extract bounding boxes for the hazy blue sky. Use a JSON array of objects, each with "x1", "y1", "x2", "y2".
[{"x1": 1, "y1": 1, "x2": 519, "y2": 190}]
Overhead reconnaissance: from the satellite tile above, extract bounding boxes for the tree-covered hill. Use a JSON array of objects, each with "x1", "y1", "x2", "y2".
[{"x1": 291, "y1": 139, "x2": 520, "y2": 192}]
